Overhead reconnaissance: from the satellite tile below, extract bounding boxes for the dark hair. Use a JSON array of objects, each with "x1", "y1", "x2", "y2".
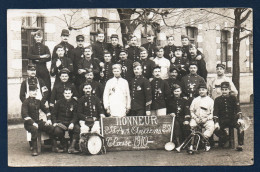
[{"x1": 64, "y1": 87, "x2": 73, "y2": 93}]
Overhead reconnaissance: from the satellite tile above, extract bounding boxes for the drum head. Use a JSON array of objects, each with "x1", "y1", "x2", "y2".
[{"x1": 87, "y1": 135, "x2": 103, "y2": 155}]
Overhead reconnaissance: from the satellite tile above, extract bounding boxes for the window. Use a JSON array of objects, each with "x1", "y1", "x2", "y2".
[
  {"x1": 186, "y1": 26, "x2": 198, "y2": 44},
  {"x1": 249, "y1": 35, "x2": 253, "y2": 72},
  {"x1": 21, "y1": 16, "x2": 44, "y2": 76},
  {"x1": 221, "y1": 30, "x2": 229, "y2": 64},
  {"x1": 90, "y1": 17, "x2": 108, "y2": 44}
]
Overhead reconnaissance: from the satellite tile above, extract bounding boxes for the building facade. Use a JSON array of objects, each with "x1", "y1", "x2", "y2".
[{"x1": 7, "y1": 9, "x2": 253, "y2": 119}]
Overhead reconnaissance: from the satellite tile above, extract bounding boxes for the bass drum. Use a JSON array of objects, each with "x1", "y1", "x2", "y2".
[{"x1": 79, "y1": 133, "x2": 104, "y2": 155}]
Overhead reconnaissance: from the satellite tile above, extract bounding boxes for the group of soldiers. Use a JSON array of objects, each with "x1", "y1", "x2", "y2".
[{"x1": 20, "y1": 28, "x2": 245, "y2": 156}]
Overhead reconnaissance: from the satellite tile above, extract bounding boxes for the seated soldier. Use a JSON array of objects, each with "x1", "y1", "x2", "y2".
[
  {"x1": 189, "y1": 83, "x2": 214, "y2": 151},
  {"x1": 167, "y1": 84, "x2": 191, "y2": 147},
  {"x1": 50, "y1": 68, "x2": 78, "y2": 110},
  {"x1": 213, "y1": 82, "x2": 244, "y2": 151},
  {"x1": 21, "y1": 84, "x2": 54, "y2": 156},
  {"x1": 52, "y1": 87, "x2": 80, "y2": 154},
  {"x1": 77, "y1": 83, "x2": 105, "y2": 134}
]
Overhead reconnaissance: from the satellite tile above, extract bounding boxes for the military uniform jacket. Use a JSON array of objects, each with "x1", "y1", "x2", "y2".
[
  {"x1": 165, "y1": 78, "x2": 184, "y2": 96},
  {"x1": 52, "y1": 98, "x2": 78, "y2": 125},
  {"x1": 92, "y1": 41, "x2": 109, "y2": 62},
  {"x1": 101, "y1": 62, "x2": 114, "y2": 84},
  {"x1": 27, "y1": 43, "x2": 51, "y2": 66},
  {"x1": 164, "y1": 45, "x2": 176, "y2": 60},
  {"x1": 107, "y1": 43, "x2": 122, "y2": 63},
  {"x1": 213, "y1": 95, "x2": 241, "y2": 121},
  {"x1": 167, "y1": 97, "x2": 190, "y2": 122},
  {"x1": 117, "y1": 59, "x2": 134, "y2": 84},
  {"x1": 78, "y1": 58, "x2": 100, "y2": 75},
  {"x1": 52, "y1": 42, "x2": 74, "y2": 60},
  {"x1": 50, "y1": 56, "x2": 74, "y2": 77},
  {"x1": 140, "y1": 59, "x2": 156, "y2": 79},
  {"x1": 78, "y1": 80, "x2": 104, "y2": 99},
  {"x1": 50, "y1": 81, "x2": 79, "y2": 104},
  {"x1": 130, "y1": 75, "x2": 152, "y2": 111},
  {"x1": 189, "y1": 55, "x2": 208, "y2": 81},
  {"x1": 170, "y1": 57, "x2": 189, "y2": 79},
  {"x1": 127, "y1": 46, "x2": 141, "y2": 62},
  {"x1": 20, "y1": 77, "x2": 49, "y2": 103},
  {"x1": 22, "y1": 97, "x2": 51, "y2": 125},
  {"x1": 150, "y1": 78, "x2": 171, "y2": 110},
  {"x1": 142, "y1": 42, "x2": 157, "y2": 58},
  {"x1": 70, "y1": 46, "x2": 85, "y2": 75},
  {"x1": 77, "y1": 95, "x2": 104, "y2": 120},
  {"x1": 181, "y1": 73, "x2": 206, "y2": 98},
  {"x1": 181, "y1": 45, "x2": 190, "y2": 59}
]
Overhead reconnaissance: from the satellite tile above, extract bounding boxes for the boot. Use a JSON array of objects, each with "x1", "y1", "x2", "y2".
[
  {"x1": 31, "y1": 140, "x2": 38, "y2": 156},
  {"x1": 68, "y1": 139, "x2": 80, "y2": 154},
  {"x1": 176, "y1": 137, "x2": 181, "y2": 148},
  {"x1": 61, "y1": 138, "x2": 68, "y2": 152},
  {"x1": 52, "y1": 139, "x2": 64, "y2": 153}
]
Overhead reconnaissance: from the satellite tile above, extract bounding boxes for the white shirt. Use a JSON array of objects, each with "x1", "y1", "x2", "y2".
[
  {"x1": 153, "y1": 57, "x2": 170, "y2": 80},
  {"x1": 190, "y1": 96, "x2": 214, "y2": 120},
  {"x1": 103, "y1": 77, "x2": 131, "y2": 117}
]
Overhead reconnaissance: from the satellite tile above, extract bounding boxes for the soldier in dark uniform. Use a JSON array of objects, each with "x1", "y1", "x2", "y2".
[
  {"x1": 100, "y1": 50, "x2": 114, "y2": 85},
  {"x1": 170, "y1": 46, "x2": 189, "y2": 80},
  {"x1": 77, "y1": 46, "x2": 100, "y2": 84},
  {"x1": 163, "y1": 35, "x2": 176, "y2": 61},
  {"x1": 127, "y1": 34, "x2": 141, "y2": 62},
  {"x1": 181, "y1": 35, "x2": 203, "y2": 60},
  {"x1": 150, "y1": 66, "x2": 171, "y2": 116},
  {"x1": 70, "y1": 35, "x2": 85, "y2": 90},
  {"x1": 27, "y1": 30, "x2": 51, "y2": 98},
  {"x1": 166, "y1": 66, "x2": 184, "y2": 97},
  {"x1": 52, "y1": 29, "x2": 74, "y2": 60},
  {"x1": 50, "y1": 68, "x2": 78, "y2": 110},
  {"x1": 78, "y1": 69, "x2": 104, "y2": 100},
  {"x1": 21, "y1": 84, "x2": 54, "y2": 156},
  {"x1": 20, "y1": 63, "x2": 49, "y2": 104},
  {"x1": 77, "y1": 83, "x2": 105, "y2": 134},
  {"x1": 213, "y1": 82, "x2": 244, "y2": 151},
  {"x1": 130, "y1": 62, "x2": 152, "y2": 116},
  {"x1": 167, "y1": 84, "x2": 191, "y2": 146},
  {"x1": 117, "y1": 48, "x2": 134, "y2": 85},
  {"x1": 92, "y1": 29, "x2": 108, "y2": 63},
  {"x1": 189, "y1": 44, "x2": 208, "y2": 81},
  {"x1": 107, "y1": 34, "x2": 122, "y2": 64},
  {"x1": 139, "y1": 47, "x2": 156, "y2": 80},
  {"x1": 52, "y1": 87, "x2": 80, "y2": 154},
  {"x1": 50, "y1": 45, "x2": 74, "y2": 85},
  {"x1": 181, "y1": 61, "x2": 206, "y2": 105},
  {"x1": 142, "y1": 30, "x2": 157, "y2": 60}
]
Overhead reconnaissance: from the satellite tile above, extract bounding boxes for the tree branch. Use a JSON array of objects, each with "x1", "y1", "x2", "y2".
[
  {"x1": 200, "y1": 9, "x2": 235, "y2": 20},
  {"x1": 239, "y1": 9, "x2": 252, "y2": 24},
  {"x1": 239, "y1": 33, "x2": 252, "y2": 41}
]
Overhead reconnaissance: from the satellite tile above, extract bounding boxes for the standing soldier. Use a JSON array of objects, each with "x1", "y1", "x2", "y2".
[
  {"x1": 213, "y1": 82, "x2": 244, "y2": 151},
  {"x1": 77, "y1": 46, "x2": 100, "y2": 84},
  {"x1": 92, "y1": 29, "x2": 108, "y2": 63},
  {"x1": 164, "y1": 35, "x2": 176, "y2": 61},
  {"x1": 189, "y1": 44, "x2": 208, "y2": 81},
  {"x1": 153, "y1": 46, "x2": 171, "y2": 80},
  {"x1": 78, "y1": 69, "x2": 104, "y2": 100},
  {"x1": 52, "y1": 29, "x2": 74, "y2": 60},
  {"x1": 103, "y1": 64, "x2": 131, "y2": 117},
  {"x1": 208, "y1": 64, "x2": 238, "y2": 100},
  {"x1": 107, "y1": 34, "x2": 122, "y2": 64},
  {"x1": 70, "y1": 35, "x2": 85, "y2": 90},
  {"x1": 127, "y1": 34, "x2": 141, "y2": 62},
  {"x1": 50, "y1": 68, "x2": 78, "y2": 109},
  {"x1": 130, "y1": 62, "x2": 152, "y2": 116},
  {"x1": 142, "y1": 30, "x2": 157, "y2": 60},
  {"x1": 27, "y1": 30, "x2": 51, "y2": 98},
  {"x1": 170, "y1": 46, "x2": 189, "y2": 80},
  {"x1": 167, "y1": 84, "x2": 191, "y2": 146},
  {"x1": 150, "y1": 66, "x2": 171, "y2": 116},
  {"x1": 20, "y1": 63, "x2": 49, "y2": 105},
  {"x1": 181, "y1": 35, "x2": 204, "y2": 60},
  {"x1": 21, "y1": 84, "x2": 54, "y2": 156},
  {"x1": 50, "y1": 45, "x2": 74, "y2": 85},
  {"x1": 52, "y1": 87, "x2": 80, "y2": 154},
  {"x1": 181, "y1": 61, "x2": 206, "y2": 105},
  {"x1": 139, "y1": 47, "x2": 156, "y2": 80},
  {"x1": 100, "y1": 50, "x2": 114, "y2": 85},
  {"x1": 77, "y1": 83, "x2": 105, "y2": 134},
  {"x1": 117, "y1": 48, "x2": 134, "y2": 85}
]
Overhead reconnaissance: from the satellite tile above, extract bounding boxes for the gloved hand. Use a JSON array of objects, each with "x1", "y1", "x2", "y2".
[
  {"x1": 170, "y1": 113, "x2": 176, "y2": 117},
  {"x1": 33, "y1": 123, "x2": 38, "y2": 128},
  {"x1": 237, "y1": 119, "x2": 245, "y2": 126},
  {"x1": 214, "y1": 122, "x2": 220, "y2": 130},
  {"x1": 45, "y1": 120, "x2": 52, "y2": 125},
  {"x1": 68, "y1": 123, "x2": 74, "y2": 130},
  {"x1": 183, "y1": 121, "x2": 189, "y2": 125}
]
